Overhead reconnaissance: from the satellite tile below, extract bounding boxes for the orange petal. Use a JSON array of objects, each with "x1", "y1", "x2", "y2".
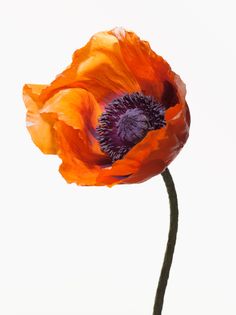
[
  {"x1": 41, "y1": 88, "x2": 107, "y2": 158},
  {"x1": 110, "y1": 28, "x2": 184, "y2": 108},
  {"x1": 55, "y1": 121, "x2": 109, "y2": 186},
  {"x1": 23, "y1": 84, "x2": 57, "y2": 154},
  {"x1": 39, "y1": 31, "x2": 141, "y2": 105}
]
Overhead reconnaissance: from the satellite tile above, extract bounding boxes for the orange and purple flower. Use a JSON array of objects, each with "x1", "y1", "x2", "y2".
[{"x1": 23, "y1": 27, "x2": 190, "y2": 186}]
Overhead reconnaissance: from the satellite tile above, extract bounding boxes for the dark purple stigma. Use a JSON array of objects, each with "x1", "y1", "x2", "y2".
[
  {"x1": 117, "y1": 108, "x2": 150, "y2": 143},
  {"x1": 96, "y1": 92, "x2": 166, "y2": 162}
]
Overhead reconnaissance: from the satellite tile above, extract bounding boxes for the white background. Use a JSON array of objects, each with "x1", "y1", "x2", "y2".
[{"x1": 0, "y1": 0, "x2": 236, "y2": 314}]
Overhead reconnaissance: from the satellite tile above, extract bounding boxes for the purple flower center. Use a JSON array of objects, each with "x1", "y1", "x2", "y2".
[
  {"x1": 96, "y1": 92, "x2": 166, "y2": 162},
  {"x1": 116, "y1": 108, "x2": 150, "y2": 143}
]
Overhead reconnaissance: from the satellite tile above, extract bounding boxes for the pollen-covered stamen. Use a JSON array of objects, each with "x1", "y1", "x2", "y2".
[{"x1": 96, "y1": 92, "x2": 166, "y2": 162}]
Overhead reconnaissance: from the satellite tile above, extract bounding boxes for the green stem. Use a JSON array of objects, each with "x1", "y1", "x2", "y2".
[{"x1": 152, "y1": 168, "x2": 179, "y2": 315}]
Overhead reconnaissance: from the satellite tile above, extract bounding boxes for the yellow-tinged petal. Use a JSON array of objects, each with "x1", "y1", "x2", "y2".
[
  {"x1": 23, "y1": 84, "x2": 57, "y2": 154},
  {"x1": 39, "y1": 32, "x2": 141, "y2": 105}
]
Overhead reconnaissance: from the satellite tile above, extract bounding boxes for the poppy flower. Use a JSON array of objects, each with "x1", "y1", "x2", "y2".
[{"x1": 23, "y1": 27, "x2": 190, "y2": 186}]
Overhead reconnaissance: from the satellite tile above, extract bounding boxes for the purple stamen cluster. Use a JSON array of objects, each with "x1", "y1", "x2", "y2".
[{"x1": 96, "y1": 92, "x2": 166, "y2": 162}]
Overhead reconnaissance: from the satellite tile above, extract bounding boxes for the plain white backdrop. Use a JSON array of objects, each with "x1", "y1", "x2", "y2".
[{"x1": 0, "y1": 0, "x2": 236, "y2": 314}]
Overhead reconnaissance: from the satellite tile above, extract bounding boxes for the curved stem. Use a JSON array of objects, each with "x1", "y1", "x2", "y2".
[{"x1": 152, "y1": 168, "x2": 179, "y2": 315}]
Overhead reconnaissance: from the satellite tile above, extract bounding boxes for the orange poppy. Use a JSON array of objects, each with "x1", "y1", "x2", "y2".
[{"x1": 23, "y1": 27, "x2": 190, "y2": 186}]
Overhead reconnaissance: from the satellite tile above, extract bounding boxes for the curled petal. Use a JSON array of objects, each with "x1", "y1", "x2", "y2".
[
  {"x1": 55, "y1": 121, "x2": 109, "y2": 186},
  {"x1": 110, "y1": 29, "x2": 169, "y2": 99},
  {"x1": 41, "y1": 88, "x2": 106, "y2": 158},
  {"x1": 39, "y1": 32, "x2": 140, "y2": 105},
  {"x1": 110, "y1": 28, "x2": 184, "y2": 109},
  {"x1": 23, "y1": 84, "x2": 57, "y2": 154}
]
